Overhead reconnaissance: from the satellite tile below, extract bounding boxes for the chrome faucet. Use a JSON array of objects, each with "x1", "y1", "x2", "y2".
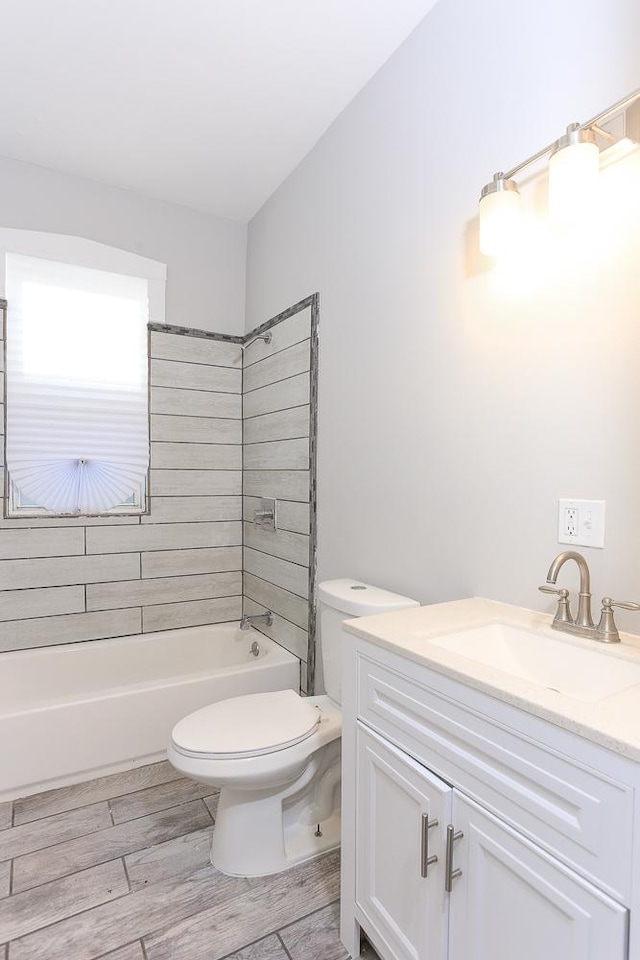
[
  {"x1": 540, "y1": 550, "x2": 640, "y2": 643},
  {"x1": 240, "y1": 609, "x2": 273, "y2": 631}
]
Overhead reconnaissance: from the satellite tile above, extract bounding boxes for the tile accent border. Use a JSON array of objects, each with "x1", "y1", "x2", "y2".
[{"x1": 148, "y1": 322, "x2": 243, "y2": 344}]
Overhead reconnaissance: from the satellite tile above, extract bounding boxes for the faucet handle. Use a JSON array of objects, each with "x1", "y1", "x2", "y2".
[
  {"x1": 538, "y1": 585, "x2": 573, "y2": 625},
  {"x1": 596, "y1": 597, "x2": 640, "y2": 643}
]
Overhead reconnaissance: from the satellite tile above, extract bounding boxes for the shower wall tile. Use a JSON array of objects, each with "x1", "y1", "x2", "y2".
[
  {"x1": 242, "y1": 373, "x2": 309, "y2": 420},
  {"x1": 151, "y1": 442, "x2": 242, "y2": 470},
  {"x1": 150, "y1": 331, "x2": 242, "y2": 368},
  {"x1": 141, "y1": 497, "x2": 242, "y2": 524},
  {"x1": 150, "y1": 359, "x2": 241, "y2": 394},
  {"x1": 141, "y1": 546, "x2": 242, "y2": 579},
  {"x1": 0, "y1": 330, "x2": 243, "y2": 653},
  {"x1": 86, "y1": 521, "x2": 241, "y2": 555},
  {"x1": 0, "y1": 586, "x2": 85, "y2": 623},
  {"x1": 243, "y1": 438, "x2": 309, "y2": 471},
  {"x1": 243, "y1": 470, "x2": 309, "y2": 502},
  {"x1": 243, "y1": 406, "x2": 310, "y2": 444},
  {"x1": 150, "y1": 469, "x2": 242, "y2": 497},
  {"x1": 242, "y1": 308, "x2": 313, "y2": 680},
  {"x1": 242, "y1": 308, "x2": 311, "y2": 367},
  {"x1": 151, "y1": 387, "x2": 241, "y2": 419},
  {"x1": 243, "y1": 523, "x2": 309, "y2": 567},
  {"x1": 86, "y1": 572, "x2": 241, "y2": 611},
  {"x1": 242, "y1": 340, "x2": 310, "y2": 394},
  {"x1": 142, "y1": 596, "x2": 242, "y2": 633},
  {"x1": 150, "y1": 415, "x2": 242, "y2": 445},
  {"x1": 0, "y1": 609, "x2": 143, "y2": 652},
  {"x1": 243, "y1": 574, "x2": 309, "y2": 630}
]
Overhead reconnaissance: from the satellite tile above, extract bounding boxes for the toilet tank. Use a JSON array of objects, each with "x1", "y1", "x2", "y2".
[{"x1": 317, "y1": 579, "x2": 419, "y2": 705}]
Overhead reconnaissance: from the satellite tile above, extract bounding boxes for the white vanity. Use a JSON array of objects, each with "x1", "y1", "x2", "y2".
[{"x1": 339, "y1": 597, "x2": 640, "y2": 960}]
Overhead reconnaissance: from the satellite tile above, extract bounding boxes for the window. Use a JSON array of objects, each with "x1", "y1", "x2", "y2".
[{"x1": 5, "y1": 253, "x2": 150, "y2": 517}]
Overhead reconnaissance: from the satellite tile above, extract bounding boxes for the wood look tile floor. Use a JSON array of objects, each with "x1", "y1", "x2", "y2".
[{"x1": 0, "y1": 762, "x2": 379, "y2": 960}]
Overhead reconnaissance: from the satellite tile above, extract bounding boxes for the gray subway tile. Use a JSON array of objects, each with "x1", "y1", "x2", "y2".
[
  {"x1": 242, "y1": 498, "x2": 309, "y2": 535},
  {"x1": 142, "y1": 595, "x2": 242, "y2": 633},
  {"x1": 151, "y1": 442, "x2": 242, "y2": 470},
  {"x1": 0, "y1": 527, "x2": 84, "y2": 560},
  {"x1": 243, "y1": 406, "x2": 310, "y2": 444},
  {"x1": 0, "y1": 861, "x2": 9, "y2": 899},
  {"x1": 243, "y1": 471, "x2": 309, "y2": 503},
  {"x1": 243, "y1": 522, "x2": 309, "y2": 566},
  {"x1": 151, "y1": 414, "x2": 242, "y2": 445},
  {"x1": 150, "y1": 332, "x2": 242, "y2": 368},
  {"x1": 243, "y1": 573, "x2": 309, "y2": 630},
  {"x1": 151, "y1": 387, "x2": 241, "y2": 419},
  {"x1": 150, "y1": 470, "x2": 242, "y2": 497},
  {"x1": 243, "y1": 340, "x2": 310, "y2": 394},
  {"x1": 151, "y1": 359, "x2": 241, "y2": 394},
  {"x1": 142, "y1": 496, "x2": 242, "y2": 524},
  {"x1": 243, "y1": 549, "x2": 308, "y2": 600},
  {"x1": 242, "y1": 374, "x2": 309, "y2": 420},
  {"x1": 0, "y1": 608, "x2": 142, "y2": 653},
  {"x1": 0, "y1": 586, "x2": 84, "y2": 623},
  {"x1": 87, "y1": 572, "x2": 241, "y2": 611},
  {"x1": 0, "y1": 804, "x2": 10, "y2": 832},
  {"x1": 243, "y1": 438, "x2": 309, "y2": 471},
  {"x1": 0, "y1": 553, "x2": 140, "y2": 590},
  {"x1": 243, "y1": 310, "x2": 311, "y2": 368},
  {"x1": 86, "y1": 521, "x2": 241, "y2": 554},
  {"x1": 141, "y1": 546, "x2": 242, "y2": 579}
]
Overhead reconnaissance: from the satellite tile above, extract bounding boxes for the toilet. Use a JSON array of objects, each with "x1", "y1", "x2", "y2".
[{"x1": 167, "y1": 579, "x2": 419, "y2": 877}]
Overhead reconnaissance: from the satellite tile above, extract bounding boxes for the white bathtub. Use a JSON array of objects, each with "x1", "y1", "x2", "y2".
[{"x1": 0, "y1": 623, "x2": 300, "y2": 801}]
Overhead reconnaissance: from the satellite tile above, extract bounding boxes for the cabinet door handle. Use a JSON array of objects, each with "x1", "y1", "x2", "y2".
[
  {"x1": 445, "y1": 824, "x2": 463, "y2": 892},
  {"x1": 420, "y1": 814, "x2": 439, "y2": 878}
]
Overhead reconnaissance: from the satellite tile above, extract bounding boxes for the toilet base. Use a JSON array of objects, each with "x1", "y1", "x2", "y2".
[{"x1": 211, "y1": 740, "x2": 341, "y2": 877}]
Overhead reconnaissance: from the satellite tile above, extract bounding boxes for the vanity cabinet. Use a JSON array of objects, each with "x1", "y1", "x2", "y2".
[{"x1": 341, "y1": 637, "x2": 637, "y2": 960}]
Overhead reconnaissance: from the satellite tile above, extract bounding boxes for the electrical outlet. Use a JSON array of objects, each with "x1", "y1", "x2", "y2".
[{"x1": 558, "y1": 499, "x2": 605, "y2": 548}]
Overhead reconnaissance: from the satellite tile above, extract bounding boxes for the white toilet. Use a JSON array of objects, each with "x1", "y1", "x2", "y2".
[{"x1": 167, "y1": 579, "x2": 419, "y2": 877}]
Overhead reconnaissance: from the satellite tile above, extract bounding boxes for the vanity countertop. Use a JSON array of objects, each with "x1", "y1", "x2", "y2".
[{"x1": 343, "y1": 597, "x2": 640, "y2": 761}]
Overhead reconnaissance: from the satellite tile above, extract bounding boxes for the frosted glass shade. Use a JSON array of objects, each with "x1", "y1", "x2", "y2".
[
  {"x1": 479, "y1": 187, "x2": 521, "y2": 257},
  {"x1": 548, "y1": 139, "x2": 600, "y2": 225}
]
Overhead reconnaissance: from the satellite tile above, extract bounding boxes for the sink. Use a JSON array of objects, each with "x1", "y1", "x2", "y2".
[{"x1": 426, "y1": 621, "x2": 640, "y2": 702}]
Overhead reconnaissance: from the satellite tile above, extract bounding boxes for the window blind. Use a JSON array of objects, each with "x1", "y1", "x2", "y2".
[{"x1": 5, "y1": 253, "x2": 149, "y2": 515}]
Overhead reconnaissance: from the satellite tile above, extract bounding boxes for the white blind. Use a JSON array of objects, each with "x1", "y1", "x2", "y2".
[{"x1": 6, "y1": 253, "x2": 149, "y2": 515}]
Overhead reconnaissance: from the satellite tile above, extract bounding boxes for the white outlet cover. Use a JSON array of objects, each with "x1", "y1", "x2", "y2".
[{"x1": 558, "y1": 499, "x2": 606, "y2": 549}]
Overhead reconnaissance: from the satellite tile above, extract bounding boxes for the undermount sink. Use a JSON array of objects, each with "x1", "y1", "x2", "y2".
[{"x1": 426, "y1": 621, "x2": 640, "y2": 702}]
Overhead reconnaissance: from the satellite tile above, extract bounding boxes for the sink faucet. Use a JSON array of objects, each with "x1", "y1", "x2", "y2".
[
  {"x1": 240, "y1": 609, "x2": 273, "y2": 631},
  {"x1": 545, "y1": 550, "x2": 594, "y2": 633},
  {"x1": 540, "y1": 551, "x2": 640, "y2": 643}
]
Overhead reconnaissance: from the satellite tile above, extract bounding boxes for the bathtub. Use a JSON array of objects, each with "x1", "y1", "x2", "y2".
[{"x1": 0, "y1": 623, "x2": 300, "y2": 801}]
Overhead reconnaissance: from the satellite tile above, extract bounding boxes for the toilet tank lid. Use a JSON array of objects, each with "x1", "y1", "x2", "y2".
[{"x1": 317, "y1": 579, "x2": 420, "y2": 617}]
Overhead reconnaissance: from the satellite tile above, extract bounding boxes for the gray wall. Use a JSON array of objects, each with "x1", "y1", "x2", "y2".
[
  {"x1": 242, "y1": 305, "x2": 313, "y2": 692},
  {"x1": 0, "y1": 157, "x2": 247, "y2": 335},
  {"x1": 245, "y1": 0, "x2": 640, "y2": 632},
  {"x1": 0, "y1": 329, "x2": 243, "y2": 652}
]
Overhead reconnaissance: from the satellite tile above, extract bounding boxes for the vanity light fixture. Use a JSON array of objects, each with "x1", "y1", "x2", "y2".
[{"x1": 478, "y1": 86, "x2": 640, "y2": 256}]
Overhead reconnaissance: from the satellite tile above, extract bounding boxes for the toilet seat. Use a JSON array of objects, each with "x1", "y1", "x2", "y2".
[{"x1": 171, "y1": 689, "x2": 321, "y2": 760}]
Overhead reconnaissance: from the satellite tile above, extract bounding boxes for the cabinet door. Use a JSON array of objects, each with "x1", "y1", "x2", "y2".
[
  {"x1": 356, "y1": 722, "x2": 452, "y2": 960},
  {"x1": 447, "y1": 792, "x2": 628, "y2": 960}
]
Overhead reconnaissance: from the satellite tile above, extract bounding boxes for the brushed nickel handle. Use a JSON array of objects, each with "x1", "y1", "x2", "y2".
[
  {"x1": 420, "y1": 815, "x2": 439, "y2": 878},
  {"x1": 445, "y1": 824, "x2": 463, "y2": 892},
  {"x1": 538, "y1": 585, "x2": 573, "y2": 626}
]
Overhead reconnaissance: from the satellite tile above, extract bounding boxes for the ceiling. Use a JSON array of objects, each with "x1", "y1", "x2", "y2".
[{"x1": 0, "y1": 0, "x2": 439, "y2": 221}]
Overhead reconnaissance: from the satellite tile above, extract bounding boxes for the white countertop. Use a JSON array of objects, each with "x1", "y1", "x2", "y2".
[{"x1": 343, "y1": 597, "x2": 640, "y2": 761}]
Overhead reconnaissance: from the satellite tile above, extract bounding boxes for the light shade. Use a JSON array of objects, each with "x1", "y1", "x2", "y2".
[
  {"x1": 479, "y1": 173, "x2": 521, "y2": 257},
  {"x1": 548, "y1": 124, "x2": 600, "y2": 225}
]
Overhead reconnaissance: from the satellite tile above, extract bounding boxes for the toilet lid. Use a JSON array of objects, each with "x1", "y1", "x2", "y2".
[{"x1": 171, "y1": 689, "x2": 321, "y2": 759}]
